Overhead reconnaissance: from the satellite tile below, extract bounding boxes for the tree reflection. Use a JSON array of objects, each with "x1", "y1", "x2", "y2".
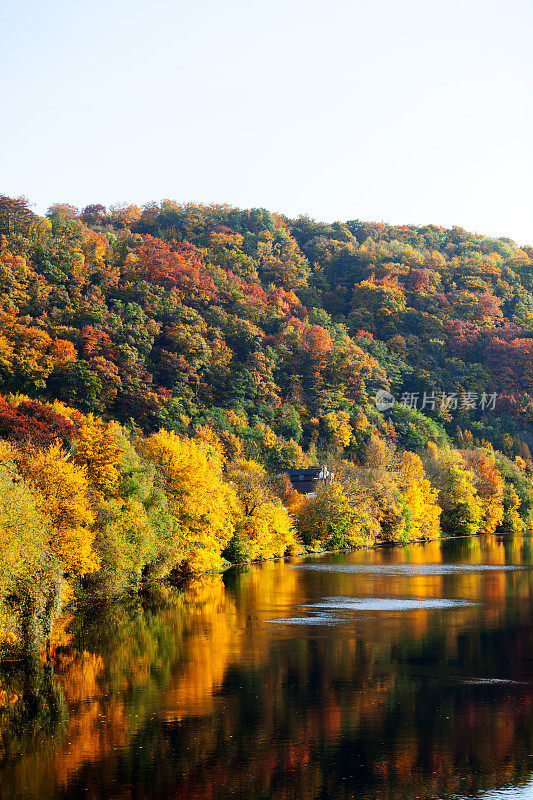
[
  {"x1": 0, "y1": 657, "x2": 66, "y2": 765},
  {"x1": 2, "y1": 536, "x2": 533, "y2": 800}
]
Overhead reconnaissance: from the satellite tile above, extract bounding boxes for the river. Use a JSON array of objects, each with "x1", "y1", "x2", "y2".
[{"x1": 2, "y1": 534, "x2": 533, "y2": 799}]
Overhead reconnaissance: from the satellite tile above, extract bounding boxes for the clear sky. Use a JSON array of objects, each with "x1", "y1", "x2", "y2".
[{"x1": 2, "y1": 0, "x2": 532, "y2": 243}]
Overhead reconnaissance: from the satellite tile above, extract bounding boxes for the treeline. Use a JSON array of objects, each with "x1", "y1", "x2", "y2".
[{"x1": 0, "y1": 394, "x2": 531, "y2": 656}]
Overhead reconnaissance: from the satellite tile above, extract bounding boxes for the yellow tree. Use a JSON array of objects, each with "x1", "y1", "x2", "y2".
[
  {"x1": 433, "y1": 449, "x2": 482, "y2": 538},
  {"x1": 72, "y1": 417, "x2": 122, "y2": 498},
  {"x1": 140, "y1": 430, "x2": 236, "y2": 573},
  {"x1": 20, "y1": 442, "x2": 98, "y2": 578},
  {"x1": 323, "y1": 411, "x2": 352, "y2": 451},
  {"x1": 397, "y1": 451, "x2": 441, "y2": 540},
  {"x1": 225, "y1": 459, "x2": 298, "y2": 561},
  {"x1": 193, "y1": 423, "x2": 226, "y2": 462},
  {"x1": 365, "y1": 434, "x2": 393, "y2": 468},
  {"x1": 371, "y1": 471, "x2": 409, "y2": 543},
  {"x1": 464, "y1": 449, "x2": 504, "y2": 535}
]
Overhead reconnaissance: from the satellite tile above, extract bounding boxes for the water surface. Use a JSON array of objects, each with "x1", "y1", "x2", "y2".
[{"x1": 2, "y1": 534, "x2": 533, "y2": 799}]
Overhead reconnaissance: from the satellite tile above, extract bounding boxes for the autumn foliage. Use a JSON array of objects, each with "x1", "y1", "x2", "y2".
[{"x1": 1, "y1": 196, "x2": 533, "y2": 654}]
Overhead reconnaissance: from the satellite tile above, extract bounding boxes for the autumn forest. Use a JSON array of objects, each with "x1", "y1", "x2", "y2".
[{"x1": 1, "y1": 195, "x2": 533, "y2": 655}]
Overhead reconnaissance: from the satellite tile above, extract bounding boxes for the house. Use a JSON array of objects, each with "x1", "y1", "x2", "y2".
[{"x1": 283, "y1": 466, "x2": 333, "y2": 497}]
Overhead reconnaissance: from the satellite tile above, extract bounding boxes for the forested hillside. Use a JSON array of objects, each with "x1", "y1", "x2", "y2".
[
  {"x1": 1, "y1": 194, "x2": 533, "y2": 653},
  {"x1": 2, "y1": 196, "x2": 532, "y2": 452}
]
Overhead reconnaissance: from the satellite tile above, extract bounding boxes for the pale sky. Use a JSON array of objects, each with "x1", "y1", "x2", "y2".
[{"x1": 2, "y1": 0, "x2": 533, "y2": 243}]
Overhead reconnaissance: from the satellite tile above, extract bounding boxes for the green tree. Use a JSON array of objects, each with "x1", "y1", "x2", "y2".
[{"x1": 0, "y1": 445, "x2": 62, "y2": 654}]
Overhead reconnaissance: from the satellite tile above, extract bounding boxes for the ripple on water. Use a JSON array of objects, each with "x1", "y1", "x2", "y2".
[
  {"x1": 303, "y1": 596, "x2": 479, "y2": 611},
  {"x1": 264, "y1": 594, "x2": 478, "y2": 625},
  {"x1": 292, "y1": 563, "x2": 527, "y2": 575},
  {"x1": 462, "y1": 678, "x2": 527, "y2": 685},
  {"x1": 453, "y1": 777, "x2": 533, "y2": 799},
  {"x1": 263, "y1": 614, "x2": 344, "y2": 626}
]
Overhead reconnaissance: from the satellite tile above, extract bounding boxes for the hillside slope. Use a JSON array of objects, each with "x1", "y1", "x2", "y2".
[{"x1": 1, "y1": 196, "x2": 532, "y2": 460}]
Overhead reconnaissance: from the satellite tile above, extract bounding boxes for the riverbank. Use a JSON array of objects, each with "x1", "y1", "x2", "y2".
[{"x1": 1, "y1": 400, "x2": 531, "y2": 658}]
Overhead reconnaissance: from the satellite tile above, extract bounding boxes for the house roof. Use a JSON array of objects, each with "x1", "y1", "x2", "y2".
[{"x1": 283, "y1": 468, "x2": 323, "y2": 495}]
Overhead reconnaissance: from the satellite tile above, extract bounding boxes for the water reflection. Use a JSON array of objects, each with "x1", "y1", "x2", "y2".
[{"x1": 1, "y1": 535, "x2": 533, "y2": 800}]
